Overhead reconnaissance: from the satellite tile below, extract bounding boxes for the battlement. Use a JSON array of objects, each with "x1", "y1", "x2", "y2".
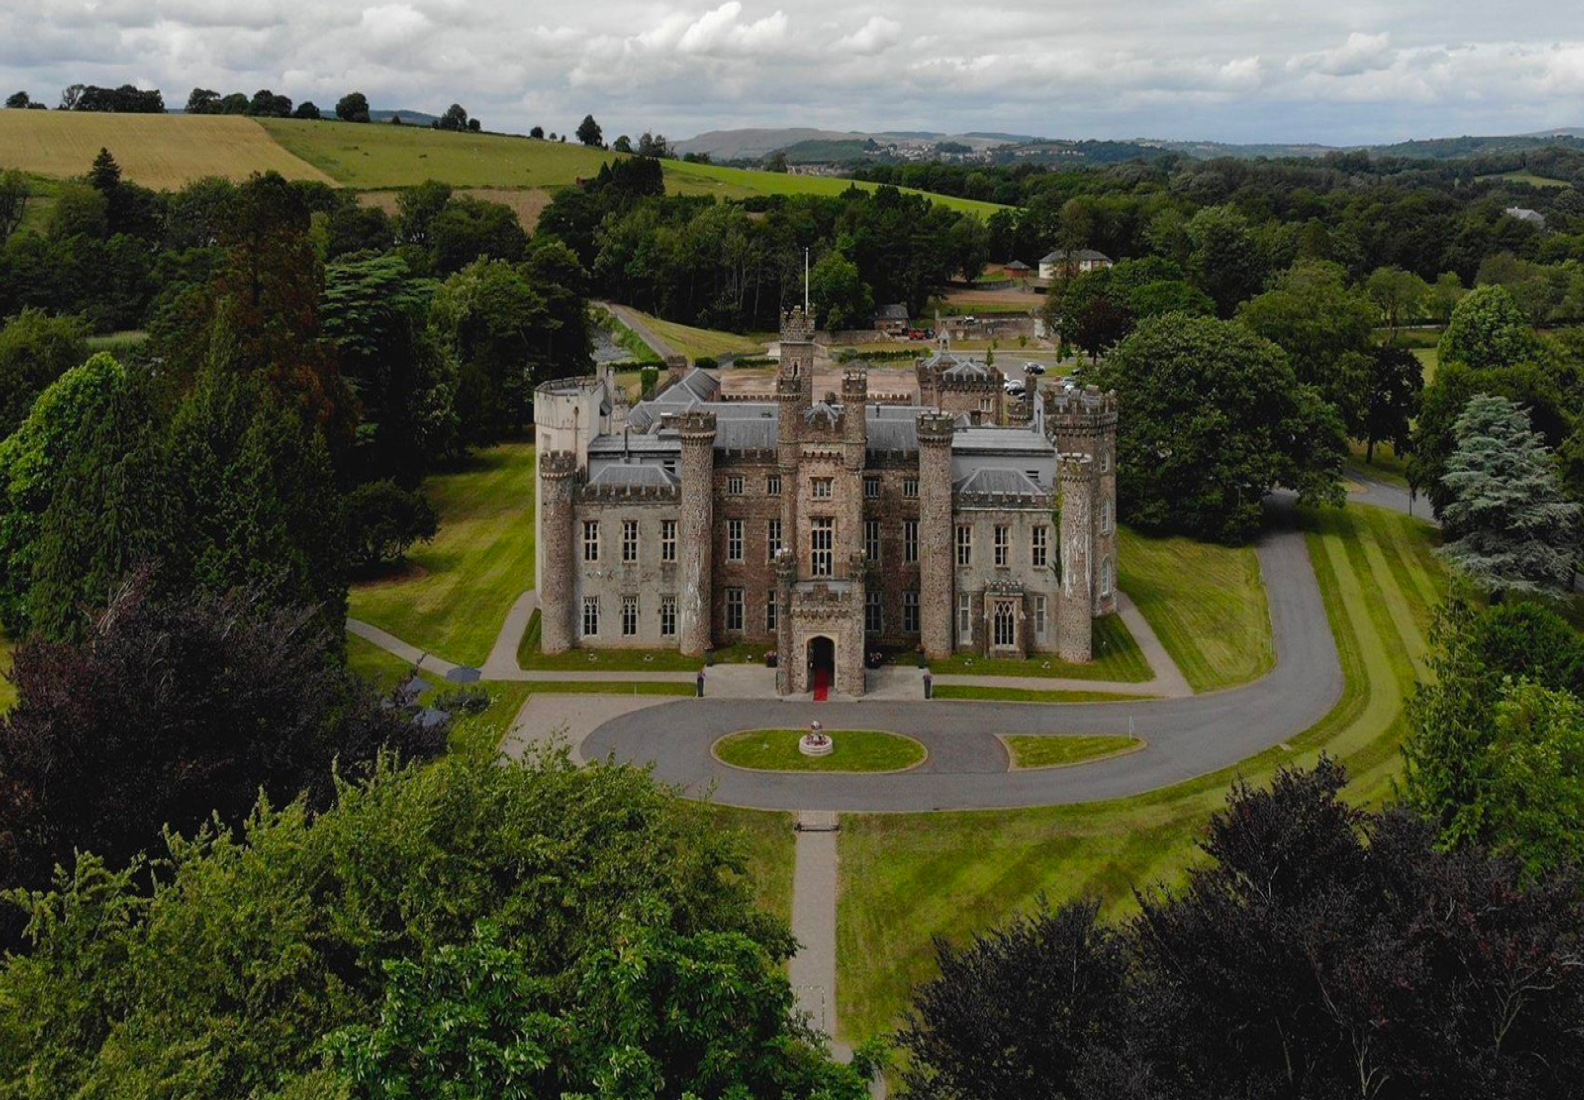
[
  {"x1": 916, "y1": 410, "x2": 957, "y2": 445},
  {"x1": 666, "y1": 410, "x2": 718, "y2": 441},
  {"x1": 956, "y1": 486, "x2": 1053, "y2": 509},
  {"x1": 577, "y1": 482, "x2": 680, "y2": 504},
  {"x1": 540, "y1": 451, "x2": 579, "y2": 478},
  {"x1": 781, "y1": 307, "x2": 816, "y2": 343},
  {"x1": 1046, "y1": 385, "x2": 1119, "y2": 422},
  {"x1": 842, "y1": 368, "x2": 868, "y2": 398},
  {"x1": 1058, "y1": 452, "x2": 1095, "y2": 480}
]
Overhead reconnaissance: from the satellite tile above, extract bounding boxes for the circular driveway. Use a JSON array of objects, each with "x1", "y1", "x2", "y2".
[{"x1": 583, "y1": 518, "x2": 1343, "y2": 811}]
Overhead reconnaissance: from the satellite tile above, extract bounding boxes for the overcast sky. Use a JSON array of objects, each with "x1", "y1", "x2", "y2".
[{"x1": 2, "y1": 1, "x2": 1581, "y2": 144}]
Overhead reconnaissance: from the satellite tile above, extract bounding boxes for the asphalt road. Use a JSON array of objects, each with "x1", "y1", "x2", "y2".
[{"x1": 582, "y1": 512, "x2": 1344, "y2": 811}]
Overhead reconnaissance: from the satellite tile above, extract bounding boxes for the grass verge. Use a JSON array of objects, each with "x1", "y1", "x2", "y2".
[
  {"x1": 517, "y1": 609, "x2": 703, "y2": 671},
  {"x1": 1117, "y1": 526, "x2": 1272, "y2": 692},
  {"x1": 349, "y1": 442, "x2": 534, "y2": 668},
  {"x1": 928, "y1": 614, "x2": 1150, "y2": 681},
  {"x1": 703, "y1": 804, "x2": 796, "y2": 927},
  {"x1": 714, "y1": 729, "x2": 926, "y2": 773},
  {"x1": 931, "y1": 686, "x2": 1149, "y2": 703},
  {"x1": 1002, "y1": 735, "x2": 1143, "y2": 770},
  {"x1": 835, "y1": 505, "x2": 1442, "y2": 1042}
]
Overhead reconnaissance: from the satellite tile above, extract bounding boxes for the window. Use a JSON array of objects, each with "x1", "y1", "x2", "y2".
[
  {"x1": 956, "y1": 525, "x2": 972, "y2": 567},
  {"x1": 956, "y1": 592, "x2": 972, "y2": 643},
  {"x1": 810, "y1": 518, "x2": 834, "y2": 577},
  {"x1": 621, "y1": 594, "x2": 638, "y2": 636},
  {"x1": 1026, "y1": 469, "x2": 1041, "y2": 484},
  {"x1": 621, "y1": 520, "x2": 638, "y2": 563},
  {"x1": 865, "y1": 590, "x2": 883, "y2": 634},
  {"x1": 903, "y1": 591, "x2": 920, "y2": 633},
  {"x1": 980, "y1": 398, "x2": 992, "y2": 413},
  {"x1": 812, "y1": 477, "x2": 833, "y2": 500},
  {"x1": 661, "y1": 519, "x2": 677, "y2": 562},
  {"x1": 864, "y1": 477, "x2": 880, "y2": 499},
  {"x1": 767, "y1": 519, "x2": 783, "y2": 560},
  {"x1": 582, "y1": 521, "x2": 599, "y2": 562},
  {"x1": 660, "y1": 596, "x2": 676, "y2": 637},
  {"x1": 903, "y1": 478, "x2": 919, "y2": 499},
  {"x1": 1101, "y1": 557, "x2": 1113, "y2": 598},
  {"x1": 864, "y1": 519, "x2": 880, "y2": 563},
  {"x1": 727, "y1": 519, "x2": 744, "y2": 562},
  {"x1": 1032, "y1": 526, "x2": 1048, "y2": 568},
  {"x1": 582, "y1": 596, "x2": 600, "y2": 637},
  {"x1": 765, "y1": 589, "x2": 778, "y2": 632},
  {"x1": 727, "y1": 475, "x2": 744, "y2": 495},
  {"x1": 1100, "y1": 452, "x2": 1111, "y2": 474},
  {"x1": 767, "y1": 474, "x2": 782, "y2": 495},
  {"x1": 904, "y1": 520, "x2": 919, "y2": 564},
  {"x1": 725, "y1": 587, "x2": 744, "y2": 632},
  {"x1": 1101, "y1": 498, "x2": 1113, "y2": 535},
  {"x1": 994, "y1": 525, "x2": 1009, "y2": 567},
  {"x1": 993, "y1": 602, "x2": 1016, "y2": 648},
  {"x1": 1034, "y1": 596, "x2": 1047, "y2": 637}
]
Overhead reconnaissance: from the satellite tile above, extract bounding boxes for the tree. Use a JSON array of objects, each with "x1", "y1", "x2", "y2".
[
  {"x1": 0, "y1": 751, "x2": 866, "y2": 1099},
  {"x1": 529, "y1": 124, "x2": 544, "y2": 139},
  {"x1": 1366, "y1": 265, "x2": 1431, "y2": 343},
  {"x1": 86, "y1": 147, "x2": 121, "y2": 193},
  {"x1": 58, "y1": 83, "x2": 84, "y2": 110},
  {"x1": 1360, "y1": 345, "x2": 1422, "y2": 464},
  {"x1": 0, "y1": 308, "x2": 89, "y2": 438},
  {"x1": 428, "y1": 195, "x2": 529, "y2": 273},
  {"x1": 1439, "y1": 283, "x2": 1542, "y2": 370},
  {"x1": 0, "y1": 572, "x2": 440, "y2": 917},
  {"x1": 575, "y1": 113, "x2": 603, "y2": 147},
  {"x1": 5, "y1": 91, "x2": 31, "y2": 109},
  {"x1": 335, "y1": 91, "x2": 371, "y2": 123},
  {"x1": 291, "y1": 100, "x2": 320, "y2": 120},
  {"x1": 247, "y1": 88, "x2": 292, "y2": 118},
  {"x1": 434, "y1": 103, "x2": 469, "y2": 132},
  {"x1": 636, "y1": 131, "x2": 674, "y2": 158},
  {"x1": 394, "y1": 178, "x2": 454, "y2": 248},
  {"x1": 899, "y1": 759, "x2": 1584, "y2": 1100},
  {"x1": 1428, "y1": 271, "x2": 1466, "y2": 323},
  {"x1": 809, "y1": 250, "x2": 873, "y2": 332},
  {"x1": 185, "y1": 87, "x2": 219, "y2": 114},
  {"x1": 1404, "y1": 593, "x2": 1584, "y2": 874},
  {"x1": 1089, "y1": 314, "x2": 1346, "y2": 542},
  {"x1": 429, "y1": 258, "x2": 550, "y2": 442},
  {"x1": 344, "y1": 480, "x2": 438, "y2": 569},
  {"x1": 0, "y1": 169, "x2": 27, "y2": 240},
  {"x1": 1186, "y1": 204, "x2": 1266, "y2": 317},
  {"x1": 612, "y1": 134, "x2": 633, "y2": 153},
  {"x1": 1436, "y1": 393, "x2": 1580, "y2": 596}
]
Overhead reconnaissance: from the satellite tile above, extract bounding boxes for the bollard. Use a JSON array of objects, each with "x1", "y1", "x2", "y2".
[
  {"x1": 696, "y1": 669, "x2": 705, "y2": 698},
  {"x1": 922, "y1": 672, "x2": 933, "y2": 700}
]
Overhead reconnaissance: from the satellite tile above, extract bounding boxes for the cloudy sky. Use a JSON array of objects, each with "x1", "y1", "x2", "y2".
[{"x1": 2, "y1": 1, "x2": 1582, "y2": 144}]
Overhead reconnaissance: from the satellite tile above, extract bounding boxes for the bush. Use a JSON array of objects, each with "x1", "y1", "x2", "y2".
[
  {"x1": 694, "y1": 356, "x2": 717, "y2": 370},
  {"x1": 344, "y1": 479, "x2": 438, "y2": 570},
  {"x1": 639, "y1": 364, "x2": 659, "y2": 396}
]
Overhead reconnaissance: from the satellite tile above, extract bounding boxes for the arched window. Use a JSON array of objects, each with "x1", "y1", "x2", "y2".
[
  {"x1": 1101, "y1": 497, "x2": 1113, "y2": 535},
  {"x1": 993, "y1": 602, "x2": 1016, "y2": 649},
  {"x1": 1101, "y1": 557, "x2": 1113, "y2": 598}
]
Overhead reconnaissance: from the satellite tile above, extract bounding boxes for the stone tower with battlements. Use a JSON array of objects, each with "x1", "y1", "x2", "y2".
[
  {"x1": 674, "y1": 410, "x2": 716, "y2": 656},
  {"x1": 537, "y1": 451, "x2": 578, "y2": 654},
  {"x1": 1046, "y1": 386, "x2": 1119, "y2": 616},
  {"x1": 1057, "y1": 453, "x2": 1096, "y2": 662},
  {"x1": 916, "y1": 410, "x2": 956, "y2": 658}
]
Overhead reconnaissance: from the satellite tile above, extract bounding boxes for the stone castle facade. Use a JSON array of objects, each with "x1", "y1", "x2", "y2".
[{"x1": 533, "y1": 309, "x2": 1118, "y2": 698}]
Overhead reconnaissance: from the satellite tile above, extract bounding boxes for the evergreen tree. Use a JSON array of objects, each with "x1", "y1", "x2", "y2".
[
  {"x1": 86, "y1": 147, "x2": 121, "y2": 194},
  {"x1": 575, "y1": 114, "x2": 602, "y2": 147},
  {"x1": 1437, "y1": 393, "x2": 1581, "y2": 596}
]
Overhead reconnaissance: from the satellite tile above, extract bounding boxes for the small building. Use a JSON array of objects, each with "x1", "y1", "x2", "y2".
[
  {"x1": 874, "y1": 303, "x2": 910, "y2": 335},
  {"x1": 1504, "y1": 207, "x2": 1547, "y2": 230},
  {"x1": 1004, "y1": 260, "x2": 1032, "y2": 280},
  {"x1": 1038, "y1": 249, "x2": 1113, "y2": 280}
]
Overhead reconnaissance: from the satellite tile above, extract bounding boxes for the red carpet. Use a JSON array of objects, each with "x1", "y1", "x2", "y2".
[{"x1": 812, "y1": 666, "x2": 830, "y2": 701}]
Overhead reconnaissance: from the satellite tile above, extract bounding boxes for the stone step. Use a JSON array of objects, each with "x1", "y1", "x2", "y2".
[{"x1": 795, "y1": 809, "x2": 840, "y2": 832}]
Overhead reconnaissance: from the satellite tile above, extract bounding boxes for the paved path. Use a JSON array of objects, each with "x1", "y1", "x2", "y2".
[
  {"x1": 483, "y1": 589, "x2": 538, "y2": 678},
  {"x1": 598, "y1": 301, "x2": 677, "y2": 360},
  {"x1": 789, "y1": 812, "x2": 845, "y2": 1056},
  {"x1": 347, "y1": 618, "x2": 460, "y2": 679},
  {"x1": 1348, "y1": 470, "x2": 1432, "y2": 523},
  {"x1": 583, "y1": 521, "x2": 1342, "y2": 811}
]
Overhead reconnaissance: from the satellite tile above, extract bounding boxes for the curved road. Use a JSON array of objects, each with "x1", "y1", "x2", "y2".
[{"x1": 583, "y1": 511, "x2": 1345, "y2": 811}]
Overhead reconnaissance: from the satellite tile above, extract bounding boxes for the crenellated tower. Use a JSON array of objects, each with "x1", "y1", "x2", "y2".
[
  {"x1": 673, "y1": 410, "x2": 717, "y2": 655},
  {"x1": 916, "y1": 410, "x2": 956, "y2": 658},
  {"x1": 1057, "y1": 453, "x2": 1096, "y2": 662},
  {"x1": 1046, "y1": 386, "x2": 1119, "y2": 615},
  {"x1": 537, "y1": 451, "x2": 578, "y2": 654}
]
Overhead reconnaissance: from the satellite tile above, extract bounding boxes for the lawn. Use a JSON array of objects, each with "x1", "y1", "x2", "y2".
[
  {"x1": 1003, "y1": 735, "x2": 1143, "y2": 769},
  {"x1": 1349, "y1": 442, "x2": 1411, "y2": 488},
  {"x1": 662, "y1": 159, "x2": 1009, "y2": 219},
  {"x1": 447, "y1": 683, "x2": 534, "y2": 757},
  {"x1": 1117, "y1": 526, "x2": 1273, "y2": 692},
  {"x1": 932, "y1": 686, "x2": 1149, "y2": 703},
  {"x1": 928, "y1": 614, "x2": 1150, "y2": 682},
  {"x1": 348, "y1": 442, "x2": 535, "y2": 667},
  {"x1": 835, "y1": 504, "x2": 1443, "y2": 1041},
  {"x1": 85, "y1": 330, "x2": 148, "y2": 355},
  {"x1": 0, "y1": 112, "x2": 336, "y2": 187},
  {"x1": 346, "y1": 632, "x2": 418, "y2": 691},
  {"x1": 256, "y1": 118, "x2": 615, "y2": 189},
  {"x1": 624, "y1": 308, "x2": 769, "y2": 362},
  {"x1": 518, "y1": 609, "x2": 703, "y2": 672},
  {"x1": 714, "y1": 729, "x2": 927, "y2": 773},
  {"x1": 704, "y1": 804, "x2": 797, "y2": 927},
  {"x1": 1413, "y1": 346, "x2": 1439, "y2": 385}
]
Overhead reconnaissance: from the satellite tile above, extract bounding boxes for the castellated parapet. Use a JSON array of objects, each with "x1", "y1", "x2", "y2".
[
  {"x1": 538, "y1": 451, "x2": 579, "y2": 655},
  {"x1": 1057, "y1": 453, "x2": 1096, "y2": 662},
  {"x1": 781, "y1": 306, "x2": 816, "y2": 343}
]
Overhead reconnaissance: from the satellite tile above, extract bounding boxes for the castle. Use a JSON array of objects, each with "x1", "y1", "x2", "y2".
[{"x1": 533, "y1": 309, "x2": 1118, "y2": 698}]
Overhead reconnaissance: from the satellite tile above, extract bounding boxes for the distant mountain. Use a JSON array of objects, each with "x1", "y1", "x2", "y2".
[
  {"x1": 371, "y1": 108, "x2": 439, "y2": 127},
  {"x1": 675, "y1": 127, "x2": 1032, "y2": 161}
]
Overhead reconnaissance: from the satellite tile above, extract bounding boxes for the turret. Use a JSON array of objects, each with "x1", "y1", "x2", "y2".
[
  {"x1": 916, "y1": 411, "x2": 956, "y2": 659},
  {"x1": 537, "y1": 451, "x2": 579, "y2": 654},
  {"x1": 841, "y1": 368, "x2": 868, "y2": 457},
  {"x1": 674, "y1": 411, "x2": 717, "y2": 655},
  {"x1": 1057, "y1": 453, "x2": 1096, "y2": 662},
  {"x1": 1046, "y1": 386, "x2": 1119, "y2": 616}
]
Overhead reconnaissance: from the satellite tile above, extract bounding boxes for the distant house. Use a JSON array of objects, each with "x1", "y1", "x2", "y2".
[
  {"x1": 1004, "y1": 260, "x2": 1032, "y2": 280},
  {"x1": 1038, "y1": 249, "x2": 1113, "y2": 280},
  {"x1": 1504, "y1": 207, "x2": 1547, "y2": 230},
  {"x1": 874, "y1": 303, "x2": 910, "y2": 335}
]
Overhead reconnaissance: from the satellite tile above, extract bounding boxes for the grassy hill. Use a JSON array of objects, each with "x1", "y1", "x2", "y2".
[
  {"x1": 0, "y1": 112, "x2": 335, "y2": 188},
  {"x1": 663, "y1": 159, "x2": 1006, "y2": 217}
]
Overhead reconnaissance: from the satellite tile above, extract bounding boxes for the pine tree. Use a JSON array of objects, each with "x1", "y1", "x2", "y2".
[
  {"x1": 86, "y1": 147, "x2": 121, "y2": 193},
  {"x1": 1438, "y1": 393, "x2": 1581, "y2": 596}
]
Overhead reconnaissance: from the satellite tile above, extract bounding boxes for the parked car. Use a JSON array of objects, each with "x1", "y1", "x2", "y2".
[
  {"x1": 1003, "y1": 379, "x2": 1026, "y2": 396},
  {"x1": 1024, "y1": 361, "x2": 1046, "y2": 375}
]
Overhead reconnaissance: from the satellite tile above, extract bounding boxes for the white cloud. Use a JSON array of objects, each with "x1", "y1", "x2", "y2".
[
  {"x1": 836, "y1": 16, "x2": 901, "y2": 56},
  {"x1": 1290, "y1": 31, "x2": 1395, "y2": 76}
]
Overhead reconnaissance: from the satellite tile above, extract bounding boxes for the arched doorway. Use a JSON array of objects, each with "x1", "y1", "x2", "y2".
[{"x1": 807, "y1": 636, "x2": 835, "y2": 700}]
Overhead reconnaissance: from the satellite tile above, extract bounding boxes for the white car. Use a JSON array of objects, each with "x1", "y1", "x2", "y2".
[
  {"x1": 1003, "y1": 379, "x2": 1026, "y2": 396},
  {"x1": 1023, "y1": 362, "x2": 1046, "y2": 375}
]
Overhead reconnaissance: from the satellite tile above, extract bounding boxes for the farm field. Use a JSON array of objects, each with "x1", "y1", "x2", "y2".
[
  {"x1": 348, "y1": 442, "x2": 535, "y2": 668},
  {"x1": 835, "y1": 504, "x2": 1444, "y2": 1042},
  {"x1": 358, "y1": 186, "x2": 556, "y2": 231},
  {"x1": 0, "y1": 112, "x2": 334, "y2": 186},
  {"x1": 1476, "y1": 170, "x2": 1571, "y2": 188},
  {"x1": 1117, "y1": 526, "x2": 1273, "y2": 692},
  {"x1": 662, "y1": 158, "x2": 1009, "y2": 218},
  {"x1": 622, "y1": 308, "x2": 770, "y2": 361}
]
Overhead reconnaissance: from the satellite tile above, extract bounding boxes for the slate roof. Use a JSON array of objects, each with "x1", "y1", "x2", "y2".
[
  {"x1": 586, "y1": 464, "x2": 680, "y2": 490},
  {"x1": 1039, "y1": 249, "x2": 1112, "y2": 263},
  {"x1": 952, "y1": 426, "x2": 1056, "y2": 455},
  {"x1": 954, "y1": 468, "x2": 1046, "y2": 495},
  {"x1": 875, "y1": 303, "x2": 909, "y2": 321}
]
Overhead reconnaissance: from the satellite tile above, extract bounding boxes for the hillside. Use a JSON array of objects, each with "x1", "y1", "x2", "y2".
[
  {"x1": 664, "y1": 159, "x2": 1006, "y2": 217},
  {"x1": 0, "y1": 111, "x2": 335, "y2": 187}
]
